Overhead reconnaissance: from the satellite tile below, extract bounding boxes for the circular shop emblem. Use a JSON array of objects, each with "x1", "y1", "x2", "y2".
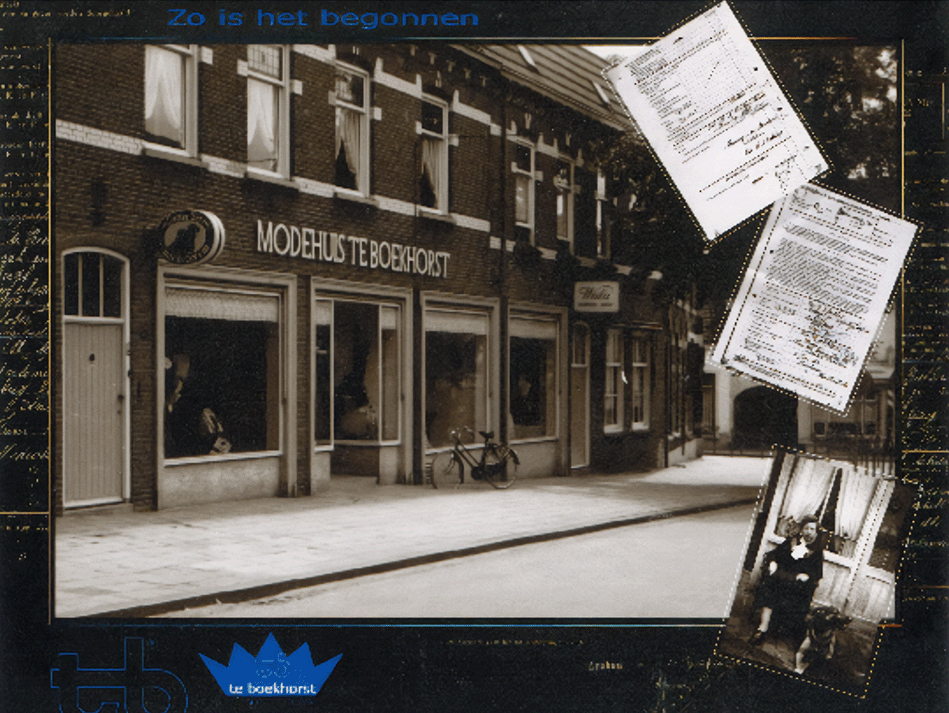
[{"x1": 158, "y1": 210, "x2": 225, "y2": 265}]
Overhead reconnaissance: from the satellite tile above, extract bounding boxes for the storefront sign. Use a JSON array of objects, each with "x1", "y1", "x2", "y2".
[
  {"x1": 574, "y1": 281, "x2": 619, "y2": 312},
  {"x1": 158, "y1": 210, "x2": 225, "y2": 265},
  {"x1": 256, "y1": 220, "x2": 450, "y2": 278}
]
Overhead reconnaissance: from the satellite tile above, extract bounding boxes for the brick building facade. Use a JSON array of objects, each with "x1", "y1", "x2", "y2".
[{"x1": 54, "y1": 42, "x2": 704, "y2": 513}]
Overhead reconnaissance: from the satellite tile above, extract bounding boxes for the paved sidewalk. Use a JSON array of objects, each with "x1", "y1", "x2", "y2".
[{"x1": 54, "y1": 456, "x2": 771, "y2": 617}]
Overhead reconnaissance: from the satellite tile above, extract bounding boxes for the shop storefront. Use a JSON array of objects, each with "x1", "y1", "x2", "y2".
[
  {"x1": 54, "y1": 41, "x2": 701, "y2": 513},
  {"x1": 157, "y1": 265, "x2": 297, "y2": 508}
]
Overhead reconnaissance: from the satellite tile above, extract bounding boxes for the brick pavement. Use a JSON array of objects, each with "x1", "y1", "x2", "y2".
[{"x1": 54, "y1": 455, "x2": 770, "y2": 617}]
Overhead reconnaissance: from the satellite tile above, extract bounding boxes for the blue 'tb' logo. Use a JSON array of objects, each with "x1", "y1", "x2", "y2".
[{"x1": 50, "y1": 637, "x2": 187, "y2": 713}]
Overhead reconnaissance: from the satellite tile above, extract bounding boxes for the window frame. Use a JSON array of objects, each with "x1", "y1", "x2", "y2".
[
  {"x1": 511, "y1": 137, "x2": 537, "y2": 244},
  {"x1": 595, "y1": 169, "x2": 611, "y2": 259},
  {"x1": 312, "y1": 296, "x2": 403, "y2": 448},
  {"x1": 508, "y1": 313, "x2": 561, "y2": 443},
  {"x1": 555, "y1": 155, "x2": 576, "y2": 251},
  {"x1": 143, "y1": 44, "x2": 199, "y2": 158},
  {"x1": 630, "y1": 335, "x2": 651, "y2": 430},
  {"x1": 604, "y1": 328, "x2": 625, "y2": 434},
  {"x1": 418, "y1": 94, "x2": 449, "y2": 213},
  {"x1": 333, "y1": 61, "x2": 371, "y2": 196},
  {"x1": 246, "y1": 44, "x2": 292, "y2": 179}
]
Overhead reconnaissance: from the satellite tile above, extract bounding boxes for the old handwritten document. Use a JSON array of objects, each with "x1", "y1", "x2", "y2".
[
  {"x1": 605, "y1": 1, "x2": 828, "y2": 240},
  {"x1": 711, "y1": 184, "x2": 917, "y2": 413}
]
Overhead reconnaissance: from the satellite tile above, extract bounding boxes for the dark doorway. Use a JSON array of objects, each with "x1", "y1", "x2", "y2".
[{"x1": 732, "y1": 386, "x2": 798, "y2": 450}]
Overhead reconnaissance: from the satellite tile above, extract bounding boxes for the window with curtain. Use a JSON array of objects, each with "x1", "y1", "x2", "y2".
[
  {"x1": 773, "y1": 456, "x2": 880, "y2": 557},
  {"x1": 595, "y1": 170, "x2": 612, "y2": 259},
  {"x1": 555, "y1": 158, "x2": 575, "y2": 248},
  {"x1": 604, "y1": 329, "x2": 624, "y2": 433},
  {"x1": 247, "y1": 45, "x2": 288, "y2": 175},
  {"x1": 631, "y1": 336, "x2": 650, "y2": 428},
  {"x1": 334, "y1": 65, "x2": 369, "y2": 193},
  {"x1": 144, "y1": 45, "x2": 197, "y2": 154},
  {"x1": 512, "y1": 141, "x2": 535, "y2": 244},
  {"x1": 419, "y1": 97, "x2": 448, "y2": 211}
]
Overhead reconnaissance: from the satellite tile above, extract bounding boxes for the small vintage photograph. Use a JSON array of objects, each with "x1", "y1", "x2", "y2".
[{"x1": 718, "y1": 450, "x2": 916, "y2": 693}]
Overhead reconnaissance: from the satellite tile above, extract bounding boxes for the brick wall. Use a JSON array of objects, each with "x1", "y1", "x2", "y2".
[{"x1": 54, "y1": 42, "x2": 661, "y2": 511}]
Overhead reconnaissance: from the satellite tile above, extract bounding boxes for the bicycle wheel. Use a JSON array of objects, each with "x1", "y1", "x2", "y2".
[
  {"x1": 481, "y1": 444, "x2": 517, "y2": 489},
  {"x1": 429, "y1": 450, "x2": 463, "y2": 489}
]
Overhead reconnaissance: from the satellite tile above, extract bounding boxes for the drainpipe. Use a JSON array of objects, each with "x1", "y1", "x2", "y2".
[{"x1": 498, "y1": 91, "x2": 509, "y2": 447}]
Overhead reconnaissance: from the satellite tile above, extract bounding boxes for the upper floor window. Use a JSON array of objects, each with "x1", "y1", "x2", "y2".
[
  {"x1": 512, "y1": 140, "x2": 536, "y2": 243},
  {"x1": 334, "y1": 64, "x2": 370, "y2": 194},
  {"x1": 555, "y1": 158, "x2": 576, "y2": 249},
  {"x1": 247, "y1": 45, "x2": 290, "y2": 176},
  {"x1": 144, "y1": 45, "x2": 198, "y2": 155},
  {"x1": 419, "y1": 97, "x2": 448, "y2": 211},
  {"x1": 596, "y1": 170, "x2": 611, "y2": 259}
]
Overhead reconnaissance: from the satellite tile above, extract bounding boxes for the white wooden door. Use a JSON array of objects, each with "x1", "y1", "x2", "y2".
[
  {"x1": 64, "y1": 322, "x2": 125, "y2": 505},
  {"x1": 62, "y1": 250, "x2": 127, "y2": 507}
]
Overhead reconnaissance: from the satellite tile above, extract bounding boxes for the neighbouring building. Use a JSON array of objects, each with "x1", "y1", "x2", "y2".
[{"x1": 54, "y1": 42, "x2": 705, "y2": 512}]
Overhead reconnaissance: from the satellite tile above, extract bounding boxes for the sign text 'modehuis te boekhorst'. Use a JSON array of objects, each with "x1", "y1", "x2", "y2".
[{"x1": 255, "y1": 220, "x2": 450, "y2": 278}]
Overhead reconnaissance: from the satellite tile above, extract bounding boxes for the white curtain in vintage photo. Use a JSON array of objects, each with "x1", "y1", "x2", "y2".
[
  {"x1": 144, "y1": 46, "x2": 183, "y2": 144},
  {"x1": 781, "y1": 457, "x2": 834, "y2": 523},
  {"x1": 247, "y1": 78, "x2": 277, "y2": 169},
  {"x1": 836, "y1": 467, "x2": 878, "y2": 542}
]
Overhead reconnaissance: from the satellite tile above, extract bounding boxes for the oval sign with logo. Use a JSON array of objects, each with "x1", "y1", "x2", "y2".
[{"x1": 158, "y1": 210, "x2": 225, "y2": 265}]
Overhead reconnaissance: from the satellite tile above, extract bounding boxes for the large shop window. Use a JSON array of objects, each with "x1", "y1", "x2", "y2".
[
  {"x1": 164, "y1": 287, "x2": 280, "y2": 458},
  {"x1": 334, "y1": 64, "x2": 370, "y2": 194},
  {"x1": 144, "y1": 44, "x2": 198, "y2": 155},
  {"x1": 509, "y1": 316, "x2": 558, "y2": 440},
  {"x1": 419, "y1": 96, "x2": 448, "y2": 211},
  {"x1": 314, "y1": 299, "x2": 400, "y2": 444},
  {"x1": 247, "y1": 45, "x2": 290, "y2": 176},
  {"x1": 425, "y1": 310, "x2": 489, "y2": 448}
]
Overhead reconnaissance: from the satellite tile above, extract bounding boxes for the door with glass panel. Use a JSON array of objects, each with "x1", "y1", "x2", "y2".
[
  {"x1": 62, "y1": 251, "x2": 127, "y2": 506},
  {"x1": 570, "y1": 323, "x2": 590, "y2": 468},
  {"x1": 314, "y1": 298, "x2": 402, "y2": 470}
]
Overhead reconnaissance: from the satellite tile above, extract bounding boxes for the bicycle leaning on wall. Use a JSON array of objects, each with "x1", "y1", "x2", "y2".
[{"x1": 428, "y1": 427, "x2": 519, "y2": 489}]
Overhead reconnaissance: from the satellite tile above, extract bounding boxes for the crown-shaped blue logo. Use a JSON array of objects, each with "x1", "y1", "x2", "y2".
[{"x1": 200, "y1": 633, "x2": 341, "y2": 697}]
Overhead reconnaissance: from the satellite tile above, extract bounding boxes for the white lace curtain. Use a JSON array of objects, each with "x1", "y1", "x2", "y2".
[
  {"x1": 421, "y1": 138, "x2": 442, "y2": 209},
  {"x1": 247, "y1": 78, "x2": 277, "y2": 170},
  {"x1": 836, "y1": 467, "x2": 878, "y2": 542},
  {"x1": 780, "y1": 456, "x2": 834, "y2": 524},
  {"x1": 144, "y1": 46, "x2": 183, "y2": 145},
  {"x1": 335, "y1": 108, "x2": 361, "y2": 187}
]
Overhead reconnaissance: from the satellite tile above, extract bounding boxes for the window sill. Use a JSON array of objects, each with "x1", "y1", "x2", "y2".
[
  {"x1": 508, "y1": 435, "x2": 559, "y2": 446},
  {"x1": 631, "y1": 423, "x2": 650, "y2": 433},
  {"x1": 143, "y1": 142, "x2": 204, "y2": 167},
  {"x1": 333, "y1": 188, "x2": 378, "y2": 207},
  {"x1": 245, "y1": 166, "x2": 297, "y2": 189},
  {"x1": 416, "y1": 206, "x2": 456, "y2": 224},
  {"x1": 603, "y1": 425, "x2": 625, "y2": 436},
  {"x1": 164, "y1": 450, "x2": 282, "y2": 466}
]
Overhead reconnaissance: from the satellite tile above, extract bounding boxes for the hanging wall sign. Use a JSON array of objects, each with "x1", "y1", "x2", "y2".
[
  {"x1": 157, "y1": 210, "x2": 225, "y2": 265},
  {"x1": 574, "y1": 281, "x2": 620, "y2": 312}
]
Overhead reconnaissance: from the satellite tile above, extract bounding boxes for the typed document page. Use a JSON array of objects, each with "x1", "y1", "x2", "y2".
[
  {"x1": 711, "y1": 183, "x2": 917, "y2": 413},
  {"x1": 605, "y1": 1, "x2": 828, "y2": 240}
]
